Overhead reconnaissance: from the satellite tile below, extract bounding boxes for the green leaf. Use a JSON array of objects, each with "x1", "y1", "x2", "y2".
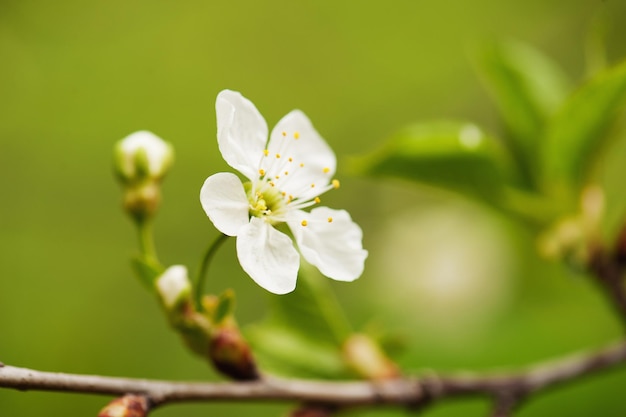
[
  {"x1": 475, "y1": 40, "x2": 570, "y2": 181},
  {"x1": 130, "y1": 255, "x2": 163, "y2": 291},
  {"x1": 267, "y1": 267, "x2": 352, "y2": 347},
  {"x1": 349, "y1": 121, "x2": 516, "y2": 204},
  {"x1": 541, "y1": 59, "x2": 626, "y2": 198},
  {"x1": 245, "y1": 267, "x2": 353, "y2": 378}
]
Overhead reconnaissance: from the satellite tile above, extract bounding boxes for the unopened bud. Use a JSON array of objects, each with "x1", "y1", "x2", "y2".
[
  {"x1": 114, "y1": 131, "x2": 173, "y2": 183},
  {"x1": 98, "y1": 395, "x2": 149, "y2": 417},
  {"x1": 122, "y1": 181, "x2": 162, "y2": 221},
  {"x1": 210, "y1": 326, "x2": 259, "y2": 380},
  {"x1": 156, "y1": 265, "x2": 192, "y2": 311},
  {"x1": 114, "y1": 131, "x2": 173, "y2": 221}
]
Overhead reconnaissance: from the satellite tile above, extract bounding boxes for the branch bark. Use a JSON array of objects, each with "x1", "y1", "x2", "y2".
[{"x1": 2, "y1": 339, "x2": 626, "y2": 412}]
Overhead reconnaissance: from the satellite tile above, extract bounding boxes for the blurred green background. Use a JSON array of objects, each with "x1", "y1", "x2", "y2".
[{"x1": 3, "y1": 1, "x2": 626, "y2": 416}]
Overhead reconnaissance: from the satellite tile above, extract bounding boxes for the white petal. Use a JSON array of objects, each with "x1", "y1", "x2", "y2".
[
  {"x1": 289, "y1": 207, "x2": 367, "y2": 282},
  {"x1": 266, "y1": 110, "x2": 336, "y2": 197},
  {"x1": 200, "y1": 172, "x2": 250, "y2": 236},
  {"x1": 236, "y1": 217, "x2": 300, "y2": 294},
  {"x1": 156, "y1": 265, "x2": 191, "y2": 309},
  {"x1": 216, "y1": 90, "x2": 268, "y2": 180}
]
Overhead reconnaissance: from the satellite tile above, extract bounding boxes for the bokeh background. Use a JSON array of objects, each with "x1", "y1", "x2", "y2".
[{"x1": 3, "y1": 1, "x2": 626, "y2": 416}]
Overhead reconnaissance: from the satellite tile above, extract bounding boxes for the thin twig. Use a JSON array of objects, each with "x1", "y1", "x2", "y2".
[{"x1": 2, "y1": 339, "x2": 626, "y2": 411}]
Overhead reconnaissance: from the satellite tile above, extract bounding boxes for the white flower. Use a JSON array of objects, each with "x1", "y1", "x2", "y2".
[
  {"x1": 200, "y1": 90, "x2": 367, "y2": 294},
  {"x1": 156, "y1": 265, "x2": 192, "y2": 310},
  {"x1": 115, "y1": 130, "x2": 173, "y2": 182}
]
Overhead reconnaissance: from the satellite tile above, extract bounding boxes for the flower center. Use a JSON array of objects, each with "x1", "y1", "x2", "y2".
[
  {"x1": 244, "y1": 181, "x2": 287, "y2": 224},
  {"x1": 243, "y1": 129, "x2": 341, "y2": 226}
]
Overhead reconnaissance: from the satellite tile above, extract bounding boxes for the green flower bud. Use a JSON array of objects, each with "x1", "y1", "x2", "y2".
[
  {"x1": 114, "y1": 131, "x2": 173, "y2": 221},
  {"x1": 114, "y1": 131, "x2": 174, "y2": 184}
]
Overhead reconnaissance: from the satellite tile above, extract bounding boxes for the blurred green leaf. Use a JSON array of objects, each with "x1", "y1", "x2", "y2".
[
  {"x1": 475, "y1": 40, "x2": 570, "y2": 182},
  {"x1": 245, "y1": 268, "x2": 353, "y2": 378},
  {"x1": 266, "y1": 268, "x2": 352, "y2": 347},
  {"x1": 246, "y1": 324, "x2": 348, "y2": 379},
  {"x1": 349, "y1": 121, "x2": 516, "y2": 204},
  {"x1": 541, "y1": 59, "x2": 626, "y2": 198}
]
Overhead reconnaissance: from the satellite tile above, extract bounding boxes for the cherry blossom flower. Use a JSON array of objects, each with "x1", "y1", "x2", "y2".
[{"x1": 200, "y1": 90, "x2": 367, "y2": 294}]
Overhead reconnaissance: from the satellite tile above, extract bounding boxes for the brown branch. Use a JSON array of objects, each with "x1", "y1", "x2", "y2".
[
  {"x1": 2, "y1": 339, "x2": 626, "y2": 412},
  {"x1": 589, "y1": 248, "x2": 626, "y2": 324}
]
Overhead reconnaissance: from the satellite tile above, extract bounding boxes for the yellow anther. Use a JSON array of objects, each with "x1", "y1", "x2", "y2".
[
  {"x1": 310, "y1": 183, "x2": 315, "y2": 188},
  {"x1": 282, "y1": 131, "x2": 287, "y2": 137},
  {"x1": 327, "y1": 217, "x2": 333, "y2": 223},
  {"x1": 269, "y1": 181, "x2": 275, "y2": 187},
  {"x1": 275, "y1": 175, "x2": 280, "y2": 179},
  {"x1": 294, "y1": 131, "x2": 300, "y2": 139},
  {"x1": 281, "y1": 191, "x2": 286, "y2": 196},
  {"x1": 284, "y1": 171, "x2": 289, "y2": 175},
  {"x1": 288, "y1": 195, "x2": 294, "y2": 202},
  {"x1": 259, "y1": 169, "x2": 266, "y2": 176},
  {"x1": 263, "y1": 149, "x2": 269, "y2": 156},
  {"x1": 288, "y1": 157, "x2": 293, "y2": 162},
  {"x1": 276, "y1": 153, "x2": 281, "y2": 158},
  {"x1": 323, "y1": 167, "x2": 330, "y2": 173},
  {"x1": 314, "y1": 197, "x2": 321, "y2": 204},
  {"x1": 255, "y1": 191, "x2": 262, "y2": 197},
  {"x1": 300, "y1": 163, "x2": 305, "y2": 167},
  {"x1": 301, "y1": 220, "x2": 308, "y2": 226},
  {"x1": 332, "y1": 179, "x2": 340, "y2": 189}
]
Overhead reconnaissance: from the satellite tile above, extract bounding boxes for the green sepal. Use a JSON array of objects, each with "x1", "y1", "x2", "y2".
[
  {"x1": 213, "y1": 289, "x2": 235, "y2": 325},
  {"x1": 130, "y1": 255, "x2": 163, "y2": 291}
]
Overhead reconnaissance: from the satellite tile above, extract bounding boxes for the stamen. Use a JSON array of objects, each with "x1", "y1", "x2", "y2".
[
  {"x1": 275, "y1": 153, "x2": 281, "y2": 158},
  {"x1": 294, "y1": 132, "x2": 300, "y2": 139},
  {"x1": 259, "y1": 169, "x2": 265, "y2": 176},
  {"x1": 332, "y1": 179, "x2": 340, "y2": 189},
  {"x1": 323, "y1": 167, "x2": 330, "y2": 173},
  {"x1": 314, "y1": 197, "x2": 321, "y2": 204},
  {"x1": 269, "y1": 181, "x2": 275, "y2": 187},
  {"x1": 282, "y1": 131, "x2": 287, "y2": 137},
  {"x1": 284, "y1": 171, "x2": 289, "y2": 175},
  {"x1": 300, "y1": 163, "x2": 305, "y2": 167},
  {"x1": 301, "y1": 220, "x2": 307, "y2": 226},
  {"x1": 310, "y1": 183, "x2": 315, "y2": 188},
  {"x1": 263, "y1": 149, "x2": 269, "y2": 156},
  {"x1": 288, "y1": 157, "x2": 293, "y2": 162},
  {"x1": 327, "y1": 217, "x2": 333, "y2": 223}
]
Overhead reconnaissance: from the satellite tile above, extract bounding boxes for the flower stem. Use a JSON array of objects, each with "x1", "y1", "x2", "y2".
[
  {"x1": 195, "y1": 234, "x2": 229, "y2": 309},
  {"x1": 137, "y1": 219, "x2": 161, "y2": 267}
]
